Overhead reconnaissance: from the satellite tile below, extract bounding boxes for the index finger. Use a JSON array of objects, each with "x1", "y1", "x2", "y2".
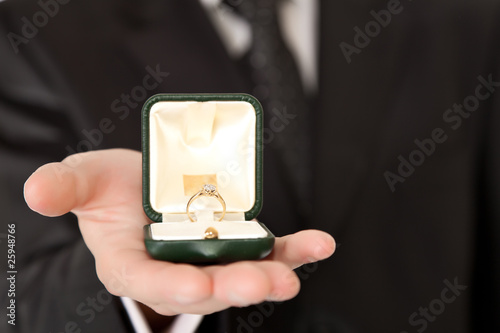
[{"x1": 267, "y1": 230, "x2": 335, "y2": 269}]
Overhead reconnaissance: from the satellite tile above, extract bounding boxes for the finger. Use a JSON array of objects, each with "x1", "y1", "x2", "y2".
[
  {"x1": 256, "y1": 261, "x2": 301, "y2": 302},
  {"x1": 24, "y1": 149, "x2": 141, "y2": 217},
  {"x1": 96, "y1": 248, "x2": 212, "y2": 308},
  {"x1": 155, "y1": 296, "x2": 228, "y2": 316},
  {"x1": 155, "y1": 260, "x2": 301, "y2": 315},
  {"x1": 268, "y1": 230, "x2": 335, "y2": 269},
  {"x1": 173, "y1": 261, "x2": 300, "y2": 313},
  {"x1": 209, "y1": 262, "x2": 273, "y2": 307}
]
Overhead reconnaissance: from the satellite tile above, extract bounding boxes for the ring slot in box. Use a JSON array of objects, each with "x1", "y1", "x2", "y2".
[{"x1": 142, "y1": 94, "x2": 275, "y2": 263}]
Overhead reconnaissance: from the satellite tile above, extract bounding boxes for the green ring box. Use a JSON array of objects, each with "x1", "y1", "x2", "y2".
[{"x1": 142, "y1": 94, "x2": 275, "y2": 263}]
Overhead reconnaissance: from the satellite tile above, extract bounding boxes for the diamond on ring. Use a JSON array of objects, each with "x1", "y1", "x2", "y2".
[{"x1": 203, "y1": 184, "x2": 217, "y2": 196}]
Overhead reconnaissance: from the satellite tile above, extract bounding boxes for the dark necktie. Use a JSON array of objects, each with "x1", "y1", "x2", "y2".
[{"x1": 224, "y1": 0, "x2": 313, "y2": 217}]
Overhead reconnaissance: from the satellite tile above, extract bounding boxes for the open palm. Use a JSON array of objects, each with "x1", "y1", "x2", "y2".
[{"x1": 24, "y1": 149, "x2": 335, "y2": 316}]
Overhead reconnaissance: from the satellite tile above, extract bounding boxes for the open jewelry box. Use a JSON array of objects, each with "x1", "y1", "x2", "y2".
[{"x1": 142, "y1": 94, "x2": 275, "y2": 263}]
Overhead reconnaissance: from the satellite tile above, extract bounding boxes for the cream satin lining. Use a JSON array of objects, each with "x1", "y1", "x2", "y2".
[
  {"x1": 152, "y1": 211, "x2": 267, "y2": 240},
  {"x1": 151, "y1": 221, "x2": 267, "y2": 240},
  {"x1": 149, "y1": 101, "x2": 256, "y2": 217}
]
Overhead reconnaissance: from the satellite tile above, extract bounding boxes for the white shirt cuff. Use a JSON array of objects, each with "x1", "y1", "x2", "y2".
[{"x1": 120, "y1": 297, "x2": 204, "y2": 333}]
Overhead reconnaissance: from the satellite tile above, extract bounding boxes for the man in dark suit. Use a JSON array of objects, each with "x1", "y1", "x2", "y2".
[{"x1": 1, "y1": 0, "x2": 499, "y2": 332}]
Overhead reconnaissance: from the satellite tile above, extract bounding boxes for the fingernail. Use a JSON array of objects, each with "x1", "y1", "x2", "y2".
[
  {"x1": 173, "y1": 294, "x2": 198, "y2": 305},
  {"x1": 313, "y1": 235, "x2": 335, "y2": 260},
  {"x1": 228, "y1": 292, "x2": 251, "y2": 307},
  {"x1": 266, "y1": 293, "x2": 284, "y2": 302}
]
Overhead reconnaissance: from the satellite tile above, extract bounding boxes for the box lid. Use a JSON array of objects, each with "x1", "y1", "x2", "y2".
[{"x1": 142, "y1": 93, "x2": 263, "y2": 222}]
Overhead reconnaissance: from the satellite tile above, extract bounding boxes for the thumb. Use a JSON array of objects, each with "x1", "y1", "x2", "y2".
[
  {"x1": 24, "y1": 149, "x2": 140, "y2": 217},
  {"x1": 24, "y1": 160, "x2": 83, "y2": 217}
]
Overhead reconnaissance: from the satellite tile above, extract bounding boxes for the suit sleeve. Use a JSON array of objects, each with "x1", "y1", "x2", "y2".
[{"x1": 0, "y1": 18, "x2": 134, "y2": 333}]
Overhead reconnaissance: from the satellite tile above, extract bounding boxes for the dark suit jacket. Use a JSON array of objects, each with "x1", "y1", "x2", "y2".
[{"x1": 1, "y1": 0, "x2": 499, "y2": 332}]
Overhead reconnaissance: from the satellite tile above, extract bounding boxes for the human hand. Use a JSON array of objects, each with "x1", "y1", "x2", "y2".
[{"x1": 24, "y1": 149, "x2": 335, "y2": 316}]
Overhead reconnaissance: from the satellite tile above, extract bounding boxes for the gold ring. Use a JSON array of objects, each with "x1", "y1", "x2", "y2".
[{"x1": 186, "y1": 184, "x2": 226, "y2": 222}]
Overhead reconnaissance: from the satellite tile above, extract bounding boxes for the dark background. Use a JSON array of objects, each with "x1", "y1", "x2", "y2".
[{"x1": 0, "y1": 0, "x2": 499, "y2": 332}]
